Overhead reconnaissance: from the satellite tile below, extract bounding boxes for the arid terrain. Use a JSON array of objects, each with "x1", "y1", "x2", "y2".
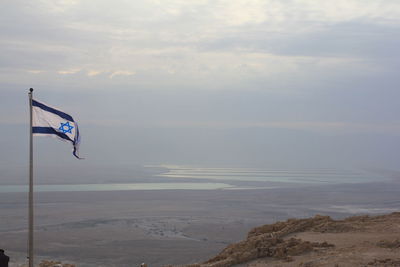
[{"x1": 178, "y1": 212, "x2": 400, "y2": 267}]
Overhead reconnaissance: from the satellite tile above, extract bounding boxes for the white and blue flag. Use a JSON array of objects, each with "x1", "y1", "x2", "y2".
[{"x1": 32, "y1": 99, "x2": 82, "y2": 159}]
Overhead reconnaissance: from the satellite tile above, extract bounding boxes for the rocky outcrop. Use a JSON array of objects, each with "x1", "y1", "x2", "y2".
[
  {"x1": 175, "y1": 212, "x2": 400, "y2": 267},
  {"x1": 172, "y1": 215, "x2": 337, "y2": 267},
  {"x1": 200, "y1": 215, "x2": 336, "y2": 267}
]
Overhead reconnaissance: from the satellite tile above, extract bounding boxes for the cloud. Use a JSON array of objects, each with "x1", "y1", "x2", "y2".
[
  {"x1": 87, "y1": 70, "x2": 102, "y2": 77},
  {"x1": 1, "y1": 0, "x2": 399, "y2": 89},
  {"x1": 27, "y1": 70, "x2": 45, "y2": 74},
  {"x1": 109, "y1": 70, "x2": 136, "y2": 78},
  {"x1": 213, "y1": 0, "x2": 268, "y2": 26},
  {"x1": 58, "y1": 69, "x2": 81, "y2": 75}
]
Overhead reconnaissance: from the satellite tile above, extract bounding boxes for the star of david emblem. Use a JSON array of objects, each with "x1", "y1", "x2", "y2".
[{"x1": 59, "y1": 121, "x2": 74, "y2": 134}]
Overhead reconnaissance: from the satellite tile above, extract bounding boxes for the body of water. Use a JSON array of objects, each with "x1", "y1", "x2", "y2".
[
  {"x1": 0, "y1": 166, "x2": 387, "y2": 193},
  {"x1": 156, "y1": 165, "x2": 386, "y2": 184},
  {"x1": 0, "y1": 182, "x2": 239, "y2": 193}
]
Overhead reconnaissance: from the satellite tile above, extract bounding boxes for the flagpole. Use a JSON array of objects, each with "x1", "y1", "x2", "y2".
[{"x1": 28, "y1": 88, "x2": 34, "y2": 267}]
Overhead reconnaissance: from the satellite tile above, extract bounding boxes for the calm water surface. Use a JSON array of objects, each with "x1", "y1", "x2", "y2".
[
  {"x1": 156, "y1": 165, "x2": 386, "y2": 184},
  {"x1": 0, "y1": 182, "x2": 238, "y2": 193},
  {"x1": 0, "y1": 166, "x2": 387, "y2": 193}
]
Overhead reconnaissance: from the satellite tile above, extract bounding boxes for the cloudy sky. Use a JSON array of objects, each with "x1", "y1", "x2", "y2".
[{"x1": 1, "y1": 0, "x2": 400, "y2": 181}]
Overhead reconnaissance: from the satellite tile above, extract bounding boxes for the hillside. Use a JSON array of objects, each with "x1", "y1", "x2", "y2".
[{"x1": 174, "y1": 212, "x2": 400, "y2": 267}]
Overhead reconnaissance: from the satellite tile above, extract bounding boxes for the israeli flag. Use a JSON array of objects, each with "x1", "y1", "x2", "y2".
[{"x1": 32, "y1": 99, "x2": 82, "y2": 159}]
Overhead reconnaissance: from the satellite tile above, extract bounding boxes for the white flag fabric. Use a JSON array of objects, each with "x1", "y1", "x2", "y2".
[{"x1": 32, "y1": 99, "x2": 82, "y2": 159}]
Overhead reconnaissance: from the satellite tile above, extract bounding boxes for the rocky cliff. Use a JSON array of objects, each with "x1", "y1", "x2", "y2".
[{"x1": 174, "y1": 212, "x2": 400, "y2": 267}]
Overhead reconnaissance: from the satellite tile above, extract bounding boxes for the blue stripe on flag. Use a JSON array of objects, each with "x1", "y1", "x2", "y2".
[
  {"x1": 32, "y1": 100, "x2": 74, "y2": 122},
  {"x1": 32, "y1": 127, "x2": 74, "y2": 143},
  {"x1": 73, "y1": 146, "x2": 79, "y2": 158},
  {"x1": 72, "y1": 122, "x2": 82, "y2": 159}
]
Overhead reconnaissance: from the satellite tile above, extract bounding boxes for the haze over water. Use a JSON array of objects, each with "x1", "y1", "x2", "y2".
[
  {"x1": 1, "y1": 1, "x2": 400, "y2": 266},
  {"x1": 0, "y1": 166, "x2": 388, "y2": 193},
  {"x1": 156, "y1": 165, "x2": 384, "y2": 184}
]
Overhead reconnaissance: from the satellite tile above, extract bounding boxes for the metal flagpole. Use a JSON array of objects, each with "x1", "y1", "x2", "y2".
[{"x1": 28, "y1": 88, "x2": 34, "y2": 267}]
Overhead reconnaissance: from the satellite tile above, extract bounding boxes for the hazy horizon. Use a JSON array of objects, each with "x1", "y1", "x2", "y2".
[{"x1": 1, "y1": 0, "x2": 400, "y2": 182}]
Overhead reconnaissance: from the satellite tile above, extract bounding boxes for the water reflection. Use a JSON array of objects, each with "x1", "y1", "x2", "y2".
[
  {"x1": 0, "y1": 183, "x2": 235, "y2": 193},
  {"x1": 155, "y1": 165, "x2": 384, "y2": 184}
]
